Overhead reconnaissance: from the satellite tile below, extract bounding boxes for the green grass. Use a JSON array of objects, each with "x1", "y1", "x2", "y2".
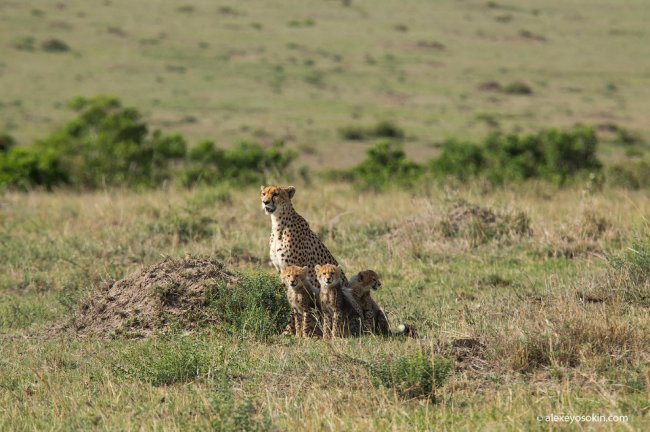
[
  {"x1": 1, "y1": 0, "x2": 649, "y2": 169},
  {"x1": 1, "y1": 0, "x2": 650, "y2": 429},
  {"x1": 0, "y1": 184, "x2": 649, "y2": 430}
]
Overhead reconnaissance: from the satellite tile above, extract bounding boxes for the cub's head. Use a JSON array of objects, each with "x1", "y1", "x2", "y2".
[
  {"x1": 280, "y1": 265, "x2": 309, "y2": 289},
  {"x1": 314, "y1": 264, "x2": 343, "y2": 287},
  {"x1": 350, "y1": 270, "x2": 381, "y2": 294},
  {"x1": 260, "y1": 185, "x2": 296, "y2": 215}
]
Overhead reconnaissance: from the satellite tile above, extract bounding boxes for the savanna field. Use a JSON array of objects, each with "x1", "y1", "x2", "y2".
[{"x1": 1, "y1": 1, "x2": 650, "y2": 431}]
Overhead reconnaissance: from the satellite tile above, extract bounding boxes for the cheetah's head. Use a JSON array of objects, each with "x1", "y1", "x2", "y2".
[
  {"x1": 260, "y1": 185, "x2": 296, "y2": 215},
  {"x1": 314, "y1": 264, "x2": 343, "y2": 288},
  {"x1": 350, "y1": 270, "x2": 381, "y2": 294},
  {"x1": 281, "y1": 265, "x2": 309, "y2": 289}
]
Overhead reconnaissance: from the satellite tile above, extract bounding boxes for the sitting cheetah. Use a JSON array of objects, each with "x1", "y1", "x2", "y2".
[
  {"x1": 347, "y1": 270, "x2": 390, "y2": 335},
  {"x1": 315, "y1": 264, "x2": 350, "y2": 338},
  {"x1": 280, "y1": 266, "x2": 320, "y2": 338},
  {"x1": 260, "y1": 185, "x2": 363, "y2": 332}
]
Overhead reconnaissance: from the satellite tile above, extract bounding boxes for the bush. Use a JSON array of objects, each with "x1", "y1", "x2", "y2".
[
  {"x1": 363, "y1": 351, "x2": 453, "y2": 399},
  {"x1": 335, "y1": 140, "x2": 423, "y2": 190},
  {"x1": 0, "y1": 133, "x2": 16, "y2": 152},
  {"x1": 181, "y1": 140, "x2": 296, "y2": 186},
  {"x1": 502, "y1": 81, "x2": 533, "y2": 95},
  {"x1": 0, "y1": 96, "x2": 297, "y2": 190},
  {"x1": 29, "y1": 96, "x2": 187, "y2": 188},
  {"x1": 430, "y1": 140, "x2": 486, "y2": 181},
  {"x1": 0, "y1": 146, "x2": 67, "y2": 190},
  {"x1": 41, "y1": 38, "x2": 70, "y2": 52},
  {"x1": 208, "y1": 272, "x2": 291, "y2": 340},
  {"x1": 431, "y1": 126, "x2": 601, "y2": 185},
  {"x1": 338, "y1": 120, "x2": 404, "y2": 141}
]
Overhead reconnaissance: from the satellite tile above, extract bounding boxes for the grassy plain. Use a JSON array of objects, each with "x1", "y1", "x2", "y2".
[
  {"x1": 1, "y1": 183, "x2": 649, "y2": 430},
  {"x1": 1, "y1": 0, "x2": 650, "y2": 430},
  {"x1": 1, "y1": 0, "x2": 650, "y2": 167}
]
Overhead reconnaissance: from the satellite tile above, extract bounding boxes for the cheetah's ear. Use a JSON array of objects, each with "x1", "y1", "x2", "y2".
[
  {"x1": 314, "y1": 264, "x2": 321, "y2": 272},
  {"x1": 301, "y1": 266, "x2": 309, "y2": 272},
  {"x1": 260, "y1": 185, "x2": 265, "y2": 191},
  {"x1": 357, "y1": 273, "x2": 364, "y2": 282},
  {"x1": 285, "y1": 186, "x2": 296, "y2": 199}
]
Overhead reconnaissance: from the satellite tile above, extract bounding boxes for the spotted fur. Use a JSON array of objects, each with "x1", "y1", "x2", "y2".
[
  {"x1": 280, "y1": 266, "x2": 320, "y2": 338},
  {"x1": 347, "y1": 270, "x2": 390, "y2": 335},
  {"x1": 261, "y1": 185, "x2": 363, "y2": 334},
  {"x1": 315, "y1": 264, "x2": 347, "y2": 338}
]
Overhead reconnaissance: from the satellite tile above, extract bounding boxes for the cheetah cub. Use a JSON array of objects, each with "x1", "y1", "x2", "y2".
[
  {"x1": 347, "y1": 270, "x2": 390, "y2": 335},
  {"x1": 315, "y1": 264, "x2": 348, "y2": 338},
  {"x1": 281, "y1": 266, "x2": 320, "y2": 338}
]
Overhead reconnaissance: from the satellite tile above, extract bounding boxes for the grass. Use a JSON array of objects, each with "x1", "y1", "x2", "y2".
[
  {"x1": 1, "y1": 0, "x2": 649, "y2": 429},
  {"x1": 1, "y1": 183, "x2": 649, "y2": 430},
  {"x1": 1, "y1": 0, "x2": 649, "y2": 169}
]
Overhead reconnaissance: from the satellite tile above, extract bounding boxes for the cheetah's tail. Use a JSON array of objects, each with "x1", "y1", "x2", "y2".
[{"x1": 394, "y1": 323, "x2": 417, "y2": 338}]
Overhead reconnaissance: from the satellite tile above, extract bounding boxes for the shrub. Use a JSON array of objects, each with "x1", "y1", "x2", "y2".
[
  {"x1": 0, "y1": 146, "x2": 67, "y2": 190},
  {"x1": 12, "y1": 36, "x2": 35, "y2": 51},
  {"x1": 502, "y1": 81, "x2": 532, "y2": 95},
  {"x1": 41, "y1": 38, "x2": 70, "y2": 52},
  {"x1": 615, "y1": 128, "x2": 643, "y2": 146},
  {"x1": 181, "y1": 140, "x2": 296, "y2": 186},
  {"x1": 430, "y1": 140, "x2": 486, "y2": 181},
  {"x1": 30, "y1": 96, "x2": 187, "y2": 188},
  {"x1": 363, "y1": 351, "x2": 453, "y2": 399},
  {"x1": 429, "y1": 127, "x2": 601, "y2": 185},
  {"x1": 0, "y1": 133, "x2": 16, "y2": 152},
  {"x1": 208, "y1": 272, "x2": 291, "y2": 340},
  {"x1": 337, "y1": 140, "x2": 423, "y2": 190},
  {"x1": 338, "y1": 120, "x2": 404, "y2": 141}
]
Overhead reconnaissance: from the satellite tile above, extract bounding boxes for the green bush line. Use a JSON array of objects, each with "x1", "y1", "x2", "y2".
[
  {"x1": 0, "y1": 96, "x2": 296, "y2": 190},
  {"x1": 1, "y1": 96, "x2": 648, "y2": 191},
  {"x1": 332, "y1": 126, "x2": 611, "y2": 190}
]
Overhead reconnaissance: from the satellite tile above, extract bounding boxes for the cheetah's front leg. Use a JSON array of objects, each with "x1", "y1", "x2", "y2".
[{"x1": 293, "y1": 311, "x2": 303, "y2": 337}]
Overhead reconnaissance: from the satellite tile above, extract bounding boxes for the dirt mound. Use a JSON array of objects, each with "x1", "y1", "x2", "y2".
[
  {"x1": 62, "y1": 257, "x2": 239, "y2": 338},
  {"x1": 441, "y1": 200, "x2": 532, "y2": 241},
  {"x1": 388, "y1": 200, "x2": 531, "y2": 252}
]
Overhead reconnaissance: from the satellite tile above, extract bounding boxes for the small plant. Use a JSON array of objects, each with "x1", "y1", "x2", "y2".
[
  {"x1": 41, "y1": 38, "x2": 70, "y2": 52},
  {"x1": 338, "y1": 120, "x2": 404, "y2": 141},
  {"x1": 363, "y1": 351, "x2": 453, "y2": 399},
  {"x1": 208, "y1": 272, "x2": 291, "y2": 340},
  {"x1": 615, "y1": 128, "x2": 642, "y2": 146},
  {"x1": 181, "y1": 140, "x2": 296, "y2": 187},
  {"x1": 336, "y1": 140, "x2": 423, "y2": 190},
  {"x1": 430, "y1": 140, "x2": 486, "y2": 181},
  {"x1": 0, "y1": 133, "x2": 16, "y2": 152},
  {"x1": 502, "y1": 81, "x2": 532, "y2": 95},
  {"x1": 13, "y1": 36, "x2": 36, "y2": 51}
]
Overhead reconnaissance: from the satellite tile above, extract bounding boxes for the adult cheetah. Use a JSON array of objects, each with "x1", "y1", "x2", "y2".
[{"x1": 260, "y1": 185, "x2": 362, "y2": 331}]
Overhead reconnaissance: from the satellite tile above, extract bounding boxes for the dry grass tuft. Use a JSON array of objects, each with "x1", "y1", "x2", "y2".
[
  {"x1": 539, "y1": 208, "x2": 618, "y2": 258},
  {"x1": 387, "y1": 200, "x2": 532, "y2": 256}
]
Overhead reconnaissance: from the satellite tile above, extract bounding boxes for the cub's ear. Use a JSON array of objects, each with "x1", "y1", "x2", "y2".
[
  {"x1": 314, "y1": 264, "x2": 321, "y2": 272},
  {"x1": 260, "y1": 185, "x2": 265, "y2": 191},
  {"x1": 301, "y1": 266, "x2": 309, "y2": 272},
  {"x1": 285, "y1": 186, "x2": 296, "y2": 199}
]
